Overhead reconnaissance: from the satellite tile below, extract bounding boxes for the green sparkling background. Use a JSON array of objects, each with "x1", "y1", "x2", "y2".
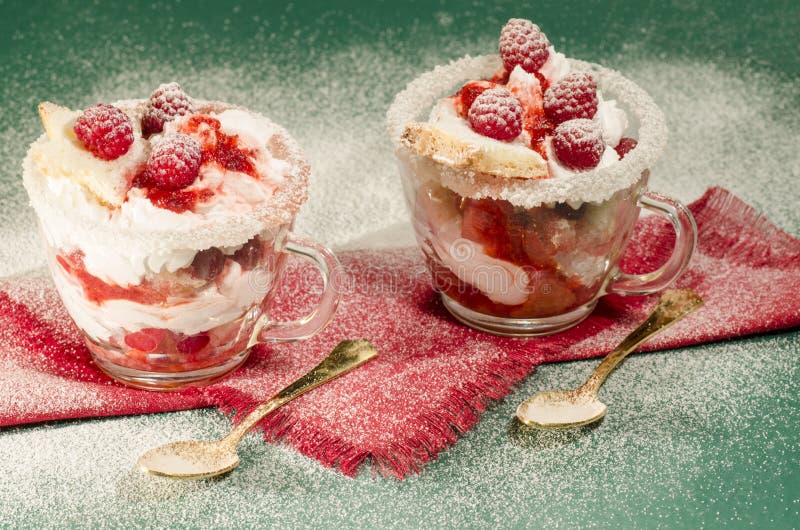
[{"x1": 0, "y1": 0, "x2": 798, "y2": 527}]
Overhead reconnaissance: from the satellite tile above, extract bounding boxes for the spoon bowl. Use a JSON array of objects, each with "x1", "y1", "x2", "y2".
[
  {"x1": 138, "y1": 441, "x2": 240, "y2": 479},
  {"x1": 516, "y1": 389, "x2": 607, "y2": 429},
  {"x1": 137, "y1": 339, "x2": 378, "y2": 479}
]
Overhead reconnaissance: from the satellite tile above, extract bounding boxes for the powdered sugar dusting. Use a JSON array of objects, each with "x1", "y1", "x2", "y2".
[
  {"x1": 543, "y1": 72, "x2": 599, "y2": 123},
  {"x1": 1, "y1": 189, "x2": 798, "y2": 476},
  {"x1": 388, "y1": 56, "x2": 669, "y2": 208},
  {"x1": 552, "y1": 118, "x2": 606, "y2": 169},
  {"x1": 499, "y1": 18, "x2": 550, "y2": 73},
  {"x1": 467, "y1": 87, "x2": 523, "y2": 141},
  {"x1": 142, "y1": 82, "x2": 195, "y2": 135}
]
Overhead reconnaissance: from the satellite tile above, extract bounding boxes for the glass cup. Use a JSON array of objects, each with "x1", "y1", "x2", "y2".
[
  {"x1": 388, "y1": 55, "x2": 696, "y2": 336},
  {"x1": 25, "y1": 107, "x2": 340, "y2": 390},
  {"x1": 39, "y1": 223, "x2": 340, "y2": 390}
]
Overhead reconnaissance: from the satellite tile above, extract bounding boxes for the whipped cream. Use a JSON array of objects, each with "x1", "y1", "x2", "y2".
[
  {"x1": 429, "y1": 97, "x2": 533, "y2": 151},
  {"x1": 389, "y1": 54, "x2": 667, "y2": 208},
  {"x1": 26, "y1": 101, "x2": 307, "y2": 286},
  {"x1": 426, "y1": 64, "x2": 629, "y2": 186},
  {"x1": 51, "y1": 256, "x2": 269, "y2": 340},
  {"x1": 539, "y1": 46, "x2": 570, "y2": 85},
  {"x1": 418, "y1": 183, "x2": 530, "y2": 305}
]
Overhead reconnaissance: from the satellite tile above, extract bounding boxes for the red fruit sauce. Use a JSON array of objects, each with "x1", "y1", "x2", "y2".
[
  {"x1": 454, "y1": 80, "x2": 496, "y2": 118},
  {"x1": 131, "y1": 114, "x2": 260, "y2": 214},
  {"x1": 56, "y1": 252, "x2": 166, "y2": 305},
  {"x1": 182, "y1": 115, "x2": 258, "y2": 179},
  {"x1": 436, "y1": 196, "x2": 594, "y2": 319}
]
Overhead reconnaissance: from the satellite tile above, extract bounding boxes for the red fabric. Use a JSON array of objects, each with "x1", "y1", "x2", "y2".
[{"x1": 1, "y1": 188, "x2": 799, "y2": 477}]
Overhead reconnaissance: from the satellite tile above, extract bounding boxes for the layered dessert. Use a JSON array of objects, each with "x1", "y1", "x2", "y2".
[
  {"x1": 390, "y1": 19, "x2": 667, "y2": 326},
  {"x1": 24, "y1": 83, "x2": 309, "y2": 376}
]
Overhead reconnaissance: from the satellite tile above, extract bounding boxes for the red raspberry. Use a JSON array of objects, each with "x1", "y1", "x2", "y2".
[
  {"x1": 142, "y1": 82, "x2": 195, "y2": 135},
  {"x1": 615, "y1": 137, "x2": 638, "y2": 159},
  {"x1": 145, "y1": 134, "x2": 202, "y2": 190},
  {"x1": 176, "y1": 333, "x2": 210, "y2": 355},
  {"x1": 191, "y1": 247, "x2": 226, "y2": 281},
  {"x1": 552, "y1": 119, "x2": 605, "y2": 170},
  {"x1": 233, "y1": 237, "x2": 263, "y2": 270},
  {"x1": 454, "y1": 80, "x2": 495, "y2": 118},
  {"x1": 499, "y1": 18, "x2": 550, "y2": 74},
  {"x1": 124, "y1": 328, "x2": 166, "y2": 352},
  {"x1": 73, "y1": 104, "x2": 134, "y2": 160},
  {"x1": 543, "y1": 72, "x2": 599, "y2": 124},
  {"x1": 467, "y1": 88, "x2": 523, "y2": 141}
]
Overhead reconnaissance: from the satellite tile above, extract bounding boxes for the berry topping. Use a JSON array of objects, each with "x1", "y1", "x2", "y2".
[
  {"x1": 615, "y1": 137, "x2": 638, "y2": 159},
  {"x1": 191, "y1": 247, "x2": 226, "y2": 281},
  {"x1": 552, "y1": 118, "x2": 605, "y2": 170},
  {"x1": 142, "y1": 82, "x2": 194, "y2": 135},
  {"x1": 543, "y1": 72, "x2": 599, "y2": 124},
  {"x1": 233, "y1": 237, "x2": 263, "y2": 270},
  {"x1": 73, "y1": 104, "x2": 134, "y2": 160},
  {"x1": 145, "y1": 134, "x2": 202, "y2": 190},
  {"x1": 176, "y1": 333, "x2": 210, "y2": 355},
  {"x1": 467, "y1": 88, "x2": 523, "y2": 141},
  {"x1": 499, "y1": 18, "x2": 550, "y2": 74},
  {"x1": 454, "y1": 80, "x2": 496, "y2": 118}
]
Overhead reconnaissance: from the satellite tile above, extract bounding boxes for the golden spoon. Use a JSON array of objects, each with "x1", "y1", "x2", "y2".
[
  {"x1": 137, "y1": 339, "x2": 378, "y2": 479},
  {"x1": 516, "y1": 289, "x2": 703, "y2": 429}
]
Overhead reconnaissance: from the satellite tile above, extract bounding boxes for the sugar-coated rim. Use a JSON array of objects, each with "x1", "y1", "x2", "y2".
[
  {"x1": 23, "y1": 99, "x2": 310, "y2": 253},
  {"x1": 386, "y1": 54, "x2": 668, "y2": 207}
]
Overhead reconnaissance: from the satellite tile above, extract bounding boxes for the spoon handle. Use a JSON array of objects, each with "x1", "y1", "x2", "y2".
[
  {"x1": 579, "y1": 289, "x2": 703, "y2": 396},
  {"x1": 222, "y1": 339, "x2": 379, "y2": 447}
]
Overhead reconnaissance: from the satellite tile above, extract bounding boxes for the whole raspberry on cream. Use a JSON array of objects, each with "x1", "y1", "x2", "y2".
[
  {"x1": 399, "y1": 18, "x2": 630, "y2": 182},
  {"x1": 22, "y1": 85, "x2": 314, "y2": 383}
]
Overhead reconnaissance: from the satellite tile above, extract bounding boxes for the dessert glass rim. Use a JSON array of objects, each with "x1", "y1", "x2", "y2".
[
  {"x1": 386, "y1": 54, "x2": 669, "y2": 208},
  {"x1": 23, "y1": 99, "x2": 310, "y2": 253}
]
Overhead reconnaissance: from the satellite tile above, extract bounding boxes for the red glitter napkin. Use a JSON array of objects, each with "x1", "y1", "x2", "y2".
[{"x1": 1, "y1": 188, "x2": 799, "y2": 478}]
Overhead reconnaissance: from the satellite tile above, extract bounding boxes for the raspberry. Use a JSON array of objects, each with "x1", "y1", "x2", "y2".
[
  {"x1": 467, "y1": 88, "x2": 523, "y2": 141},
  {"x1": 543, "y1": 72, "x2": 599, "y2": 124},
  {"x1": 124, "y1": 328, "x2": 166, "y2": 353},
  {"x1": 73, "y1": 104, "x2": 134, "y2": 160},
  {"x1": 454, "y1": 80, "x2": 495, "y2": 118},
  {"x1": 191, "y1": 247, "x2": 226, "y2": 281},
  {"x1": 142, "y1": 82, "x2": 194, "y2": 135},
  {"x1": 233, "y1": 237, "x2": 263, "y2": 270},
  {"x1": 499, "y1": 18, "x2": 550, "y2": 74},
  {"x1": 176, "y1": 333, "x2": 210, "y2": 355},
  {"x1": 145, "y1": 134, "x2": 202, "y2": 190},
  {"x1": 615, "y1": 137, "x2": 638, "y2": 159},
  {"x1": 552, "y1": 119, "x2": 605, "y2": 170}
]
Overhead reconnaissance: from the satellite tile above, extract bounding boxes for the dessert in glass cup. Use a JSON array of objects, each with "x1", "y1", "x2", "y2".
[
  {"x1": 23, "y1": 83, "x2": 341, "y2": 389},
  {"x1": 388, "y1": 19, "x2": 696, "y2": 336}
]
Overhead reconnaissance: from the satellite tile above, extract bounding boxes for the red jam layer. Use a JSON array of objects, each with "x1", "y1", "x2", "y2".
[
  {"x1": 432, "y1": 194, "x2": 601, "y2": 319},
  {"x1": 131, "y1": 114, "x2": 260, "y2": 213}
]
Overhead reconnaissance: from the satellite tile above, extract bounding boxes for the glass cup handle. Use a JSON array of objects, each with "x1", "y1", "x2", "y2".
[
  {"x1": 606, "y1": 191, "x2": 697, "y2": 296},
  {"x1": 250, "y1": 235, "x2": 342, "y2": 344}
]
